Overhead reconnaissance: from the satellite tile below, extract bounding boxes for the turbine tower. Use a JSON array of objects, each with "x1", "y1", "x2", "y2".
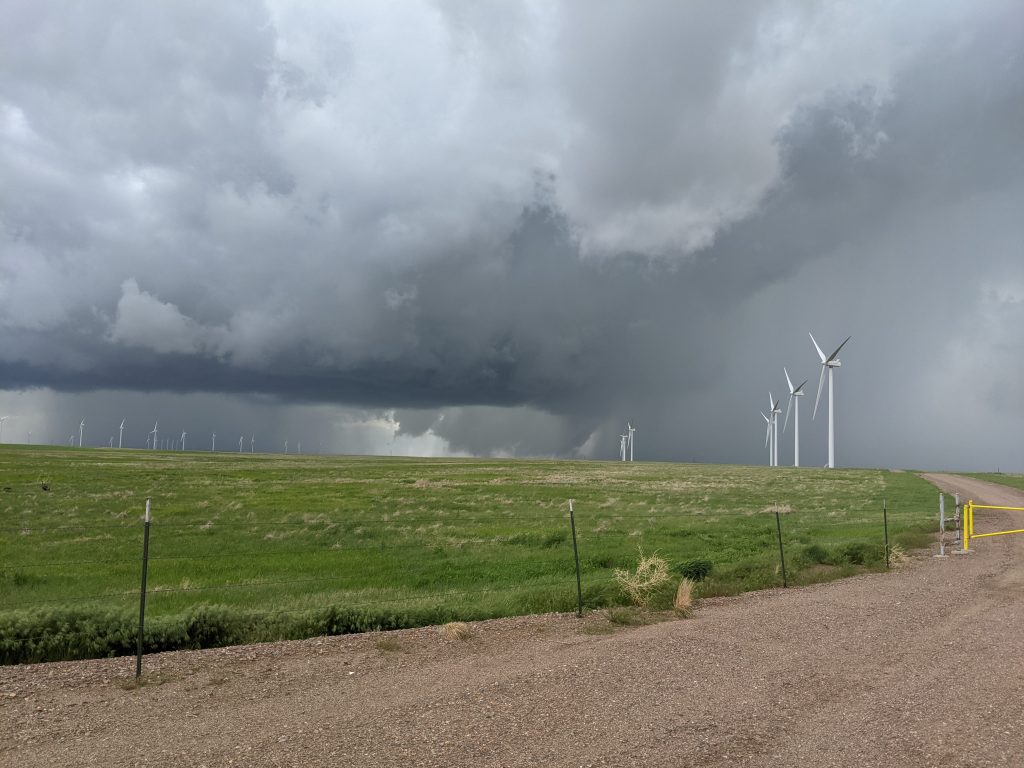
[
  {"x1": 761, "y1": 411, "x2": 772, "y2": 466},
  {"x1": 810, "y1": 332, "x2": 851, "y2": 469},
  {"x1": 212, "y1": 432, "x2": 216, "y2": 452},
  {"x1": 250, "y1": 434, "x2": 254, "y2": 453},
  {"x1": 783, "y1": 368, "x2": 808, "y2": 468},
  {"x1": 118, "y1": 419, "x2": 125, "y2": 449},
  {"x1": 150, "y1": 421, "x2": 159, "y2": 450},
  {"x1": 79, "y1": 419, "x2": 85, "y2": 448},
  {"x1": 181, "y1": 431, "x2": 187, "y2": 451},
  {"x1": 239, "y1": 435, "x2": 244, "y2": 452},
  {"x1": 0, "y1": 416, "x2": 8, "y2": 443},
  {"x1": 769, "y1": 393, "x2": 781, "y2": 467},
  {"x1": 627, "y1": 423, "x2": 636, "y2": 462},
  {"x1": 618, "y1": 433, "x2": 627, "y2": 461}
]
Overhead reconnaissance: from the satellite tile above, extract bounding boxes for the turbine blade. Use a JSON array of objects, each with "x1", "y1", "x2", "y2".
[
  {"x1": 813, "y1": 365, "x2": 826, "y2": 418},
  {"x1": 809, "y1": 332, "x2": 826, "y2": 363},
  {"x1": 784, "y1": 367, "x2": 794, "y2": 393},
  {"x1": 796, "y1": 379, "x2": 808, "y2": 394},
  {"x1": 783, "y1": 396, "x2": 793, "y2": 433},
  {"x1": 827, "y1": 335, "x2": 852, "y2": 363}
]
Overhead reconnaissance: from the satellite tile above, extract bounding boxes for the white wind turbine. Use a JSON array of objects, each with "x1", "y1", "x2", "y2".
[
  {"x1": 297, "y1": 441, "x2": 301, "y2": 455},
  {"x1": 79, "y1": 419, "x2": 85, "y2": 448},
  {"x1": 250, "y1": 434, "x2": 254, "y2": 453},
  {"x1": 181, "y1": 431, "x2": 187, "y2": 451},
  {"x1": 284, "y1": 440, "x2": 289, "y2": 455},
  {"x1": 239, "y1": 435, "x2": 244, "y2": 452},
  {"x1": 810, "y1": 333, "x2": 851, "y2": 469},
  {"x1": 618, "y1": 433, "x2": 627, "y2": 461},
  {"x1": 627, "y1": 422, "x2": 636, "y2": 462},
  {"x1": 118, "y1": 419, "x2": 125, "y2": 449},
  {"x1": 211, "y1": 432, "x2": 216, "y2": 451},
  {"x1": 783, "y1": 368, "x2": 808, "y2": 468},
  {"x1": 0, "y1": 416, "x2": 8, "y2": 443},
  {"x1": 769, "y1": 393, "x2": 781, "y2": 467},
  {"x1": 150, "y1": 421, "x2": 159, "y2": 450},
  {"x1": 761, "y1": 411, "x2": 772, "y2": 466}
]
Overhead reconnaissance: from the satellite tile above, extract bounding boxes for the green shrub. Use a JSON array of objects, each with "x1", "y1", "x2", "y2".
[
  {"x1": 803, "y1": 544, "x2": 829, "y2": 564},
  {"x1": 674, "y1": 558, "x2": 713, "y2": 582}
]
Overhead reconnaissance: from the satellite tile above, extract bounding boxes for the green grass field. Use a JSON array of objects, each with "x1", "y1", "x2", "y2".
[{"x1": 0, "y1": 446, "x2": 938, "y2": 663}]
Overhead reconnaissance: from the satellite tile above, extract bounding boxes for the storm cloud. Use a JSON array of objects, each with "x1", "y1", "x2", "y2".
[{"x1": 1, "y1": 1, "x2": 1022, "y2": 469}]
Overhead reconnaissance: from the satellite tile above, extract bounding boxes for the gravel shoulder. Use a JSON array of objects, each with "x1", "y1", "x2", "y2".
[{"x1": 3, "y1": 474, "x2": 1024, "y2": 768}]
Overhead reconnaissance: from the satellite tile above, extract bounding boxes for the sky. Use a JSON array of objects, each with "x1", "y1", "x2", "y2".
[{"x1": 1, "y1": 0, "x2": 1022, "y2": 470}]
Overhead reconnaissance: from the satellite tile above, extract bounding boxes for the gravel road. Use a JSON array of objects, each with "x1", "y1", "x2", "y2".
[{"x1": 3, "y1": 473, "x2": 1023, "y2": 768}]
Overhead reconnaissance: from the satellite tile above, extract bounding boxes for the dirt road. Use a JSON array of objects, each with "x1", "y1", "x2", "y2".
[{"x1": 3, "y1": 474, "x2": 1024, "y2": 767}]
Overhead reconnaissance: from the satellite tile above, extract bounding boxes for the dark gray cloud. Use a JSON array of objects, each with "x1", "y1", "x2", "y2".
[{"x1": 1, "y1": 1, "x2": 1022, "y2": 469}]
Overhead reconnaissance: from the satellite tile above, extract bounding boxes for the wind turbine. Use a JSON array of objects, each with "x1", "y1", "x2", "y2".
[
  {"x1": 239, "y1": 435, "x2": 244, "y2": 452},
  {"x1": 627, "y1": 422, "x2": 636, "y2": 462},
  {"x1": 284, "y1": 440, "x2": 289, "y2": 455},
  {"x1": 761, "y1": 411, "x2": 772, "y2": 465},
  {"x1": 783, "y1": 368, "x2": 808, "y2": 468},
  {"x1": 769, "y1": 393, "x2": 781, "y2": 467},
  {"x1": 108, "y1": 436, "x2": 113, "y2": 448},
  {"x1": 118, "y1": 419, "x2": 125, "y2": 449},
  {"x1": 810, "y1": 333, "x2": 852, "y2": 469},
  {"x1": 297, "y1": 441, "x2": 301, "y2": 455},
  {"x1": 79, "y1": 419, "x2": 85, "y2": 447},
  {"x1": 181, "y1": 431, "x2": 187, "y2": 451},
  {"x1": 618, "y1": 433, "x2": 627, "y2": 461},
  {"x1": 212, "y1": 432, "x2": 216, "y2": 452},
  {"x1": 150, "y1": 421, "x2": 159, "y2": 451},
  {"x1": 0, "y1": 416, "x2": 8, "y2": 443},
  {"x1": 250, "y1": 434, "x2": 254, "y2": 453}
]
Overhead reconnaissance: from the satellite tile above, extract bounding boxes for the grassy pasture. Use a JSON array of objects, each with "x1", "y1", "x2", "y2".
[{"x1": 1, "y1": 446, "x2": 937, "y2": 662}]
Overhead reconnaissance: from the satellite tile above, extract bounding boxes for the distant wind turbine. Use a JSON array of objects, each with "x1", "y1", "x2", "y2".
[
  {"x1": 181, "y1": 431, "x2": 187, "y2": 451},
  {"x1": 0, "y1": 416, "x2": 8, "y2": 443},
  {"x1": 627, "y1": 422, "x2": 636, "y2": 462},
  {"x1": 810, "y1": 333, "x2": 852, "y2": 469},
  {"x1": 619, "y1": 433, "x2": 627, "y2": 461},
  {"x1": 250, "y1": 434, "x2": 254, "y2": 453},
  {"x1": 297, "y1": 441, "x2": 301, "y2": 455},
  {"x1": 109, "y1": 436, "x2": 113, "y2": 448},
  {"x1": 150, "y1": 421, "x2": 159, "y2": 451},
  {"x1": 783, "y1": 368, "x2": 808, "y2": 468},
  {"x1": 79, "y1": 419, "x2": 85, "y2": 448},
  {"x1": 212, "y1": 432, "x2": 216, "y2": 452},
  {"x1": 239, "y1": 435, "x2": 244, "y2": 452},
  {"x1": 118, "y1": 419, "x2": 125, "y2": 449},
  {"x1": 284, "y1": 440, "x2": 289, "y2": 455}
]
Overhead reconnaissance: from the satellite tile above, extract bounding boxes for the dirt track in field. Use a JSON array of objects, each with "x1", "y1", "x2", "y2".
[{"x1": 3, "y1": 473, "x2": 1024, "y2": 768}]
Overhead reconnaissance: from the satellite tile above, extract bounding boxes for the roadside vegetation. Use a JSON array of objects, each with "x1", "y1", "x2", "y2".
[{"x1": 0, "y1": 446, "x2": 936, "y2": 662}]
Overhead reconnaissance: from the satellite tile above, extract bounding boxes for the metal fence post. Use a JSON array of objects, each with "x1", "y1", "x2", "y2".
[
  {"x1": 775, "y1": 510, "x2": 787, "y2": 588},
  {"x1": 569, "y1": 499, "x2": 583, "y2": 617},
  {"x1": 136, "y1": 497, "x2": 152, "y2": 679}
]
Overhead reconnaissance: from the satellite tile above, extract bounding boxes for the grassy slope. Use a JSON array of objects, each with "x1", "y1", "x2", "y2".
[{"x1": 1, "y1": 447, "x2": 937, "y2": 661}]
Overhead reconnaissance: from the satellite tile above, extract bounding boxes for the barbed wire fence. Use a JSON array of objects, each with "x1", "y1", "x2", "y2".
[{"x1": 1, "y1": 496, "x2": 902, "y2": 673}]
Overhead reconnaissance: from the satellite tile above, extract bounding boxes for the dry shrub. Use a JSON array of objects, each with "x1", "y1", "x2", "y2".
[
  {"x1": 614, "y1": 551, "x2": 670, "y2": 607},
  {"x1": 439, "y1": 621, "x2": 472, "y2": 641},
  {"x1": 673, "y1": 578, "x2": 695, "y2": 615},
  {"x1": 762, "y1": 503, "x2": 792, "y2": 515},
  {"x1": 888, "y1": 544, "x2": 910, "y2": 568}
]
